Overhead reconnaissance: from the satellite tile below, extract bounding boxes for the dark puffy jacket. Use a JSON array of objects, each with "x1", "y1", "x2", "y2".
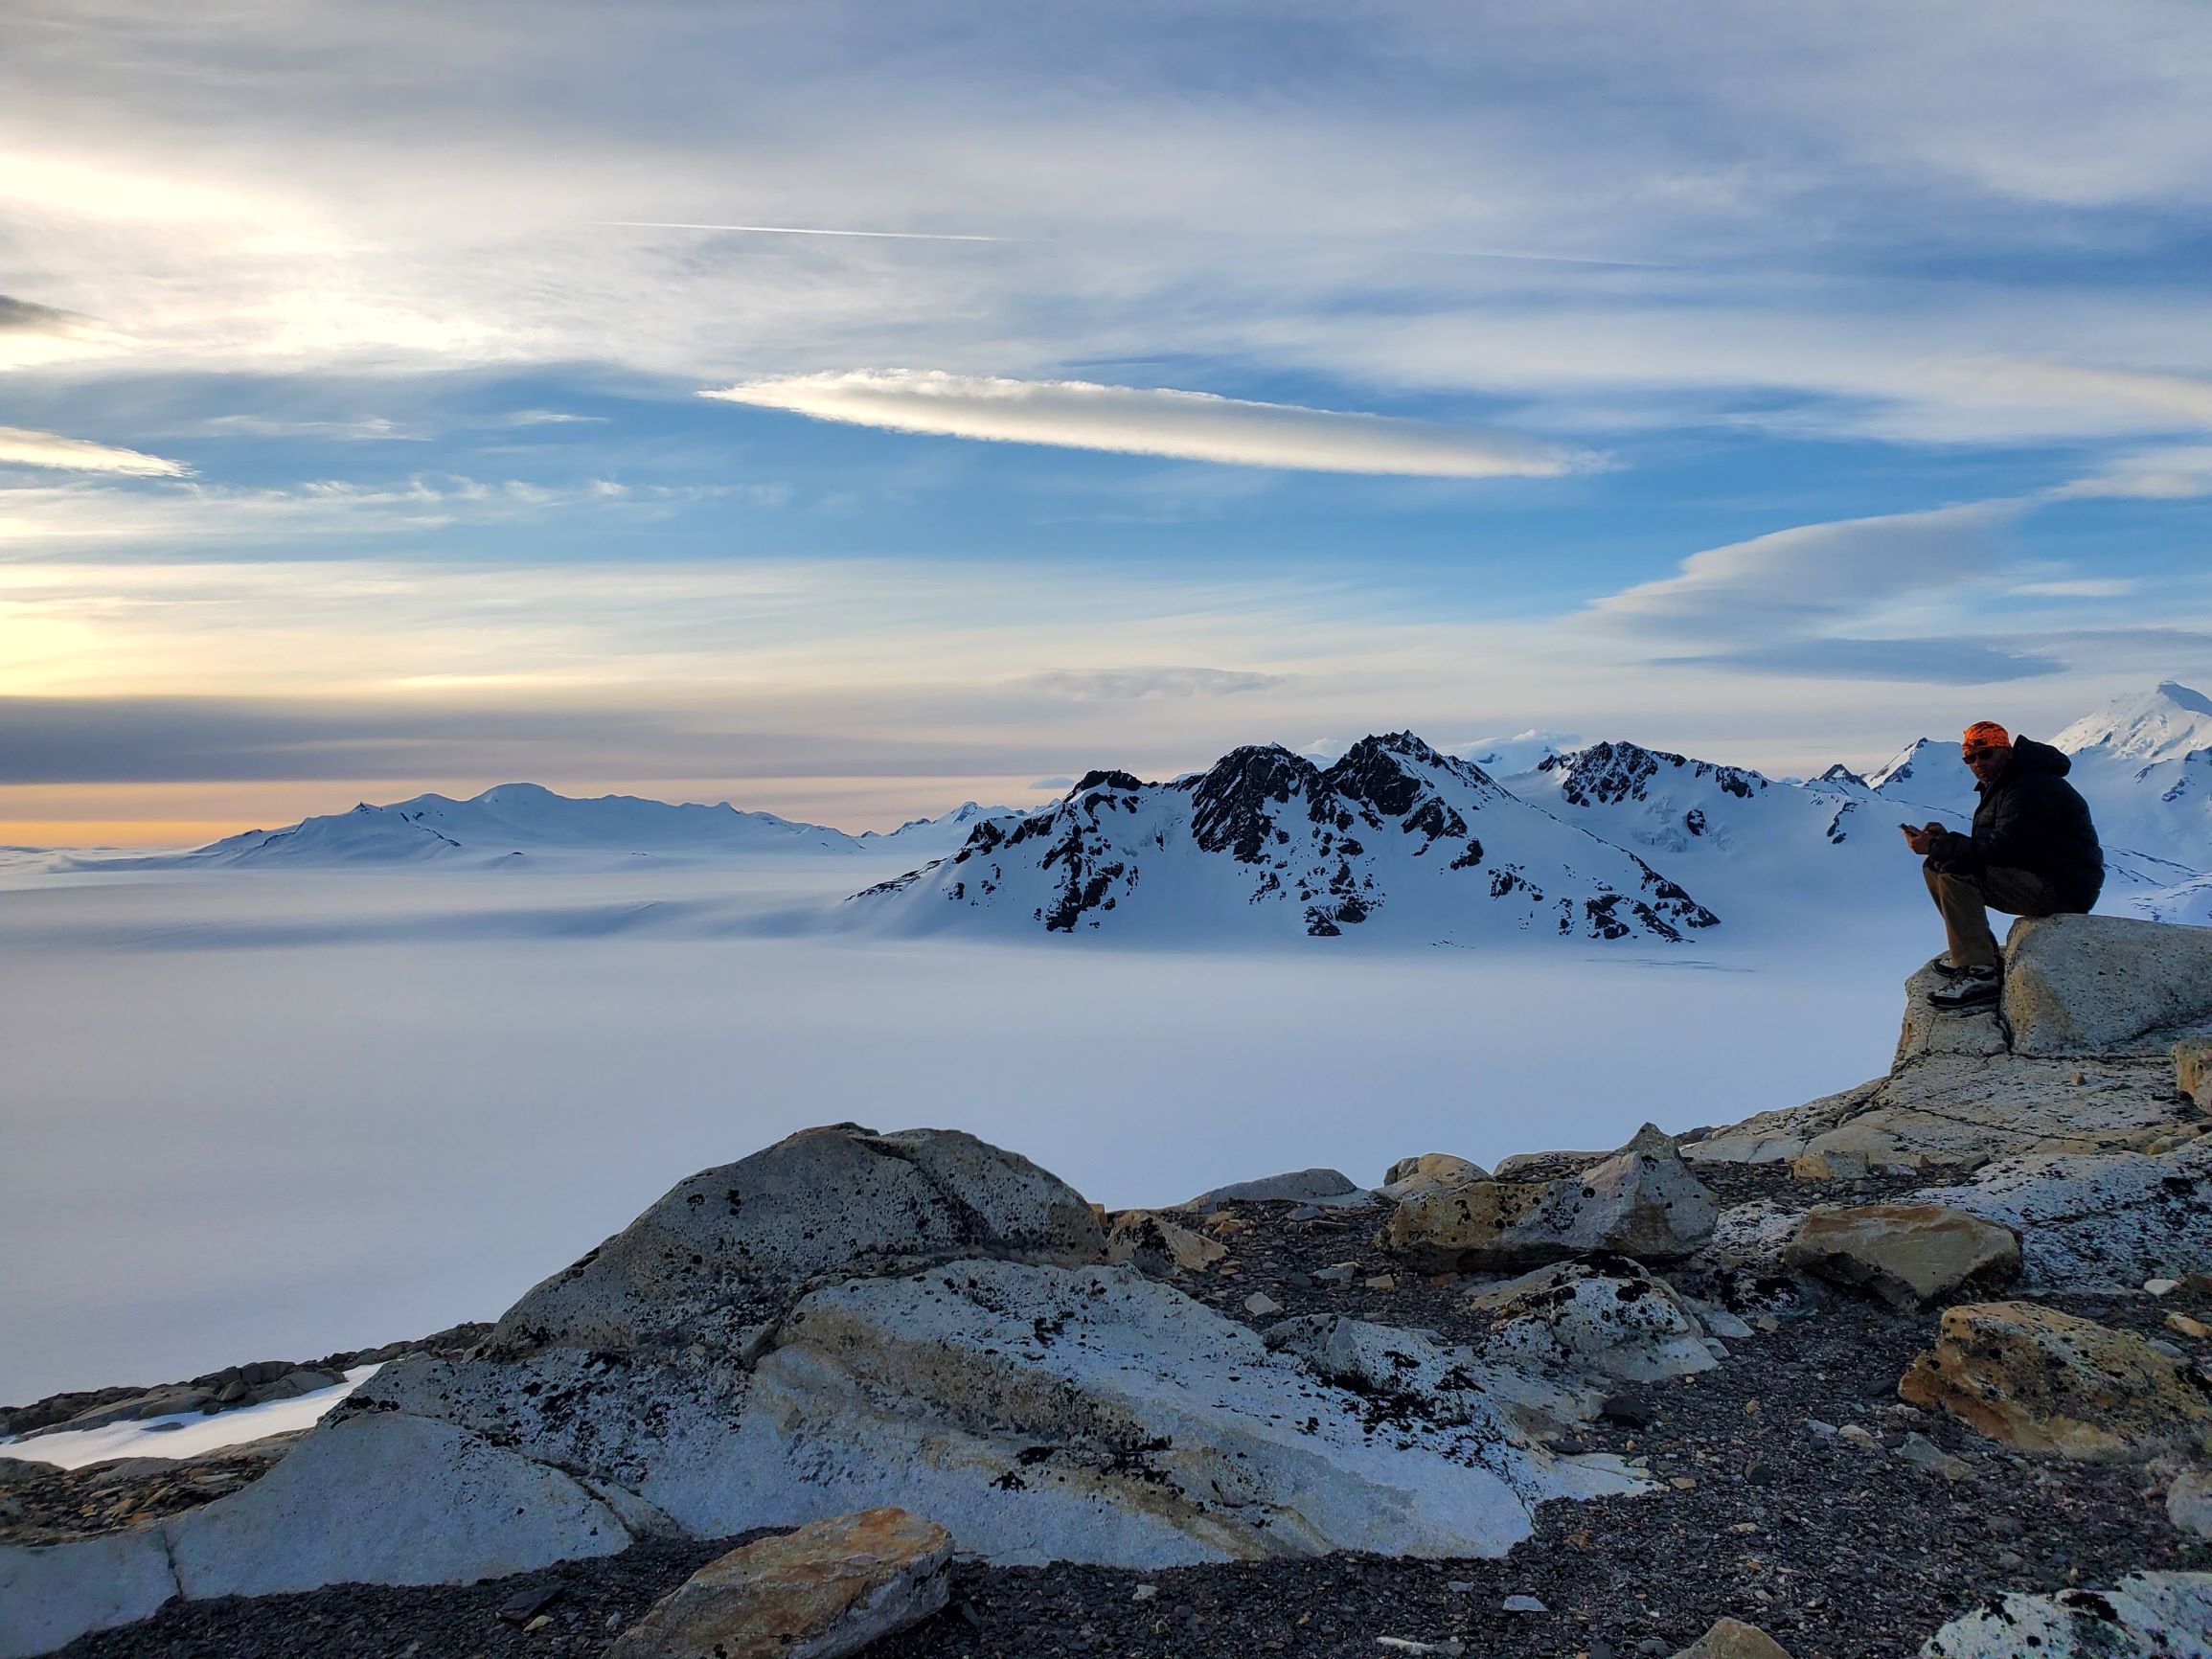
[{"x1": 1927, "y1": 737, "x2": 2103, "y2": 911}]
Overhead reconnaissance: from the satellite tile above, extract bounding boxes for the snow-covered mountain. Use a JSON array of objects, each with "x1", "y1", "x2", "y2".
[
  {"x1": 1504, "y1": 739, "x2": 1956, "y2": 930},
  {"x1": 123, "y1": 785, "x2": 1016, "y2": 869},
  {"x1": 855, "y1": 802, "x2": 1023, "y2": 860},
  {"x1": 851, "y1": 732, "x2": 1721, "y2": 943}
]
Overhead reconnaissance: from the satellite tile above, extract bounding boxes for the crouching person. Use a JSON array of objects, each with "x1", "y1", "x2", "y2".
[{"x1": 1901, "y1": 720, "x2": 2103, "y2": 1011}]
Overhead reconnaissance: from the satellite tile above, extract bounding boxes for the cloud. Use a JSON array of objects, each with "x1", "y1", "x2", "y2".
[
  {"x1": 2011, "y1": 578, "x2": 2140, "y2": 599},
  {"x1": 2051, "y1": 445, "x2": 2212, "y2": 500},
  {"x1": 1664, "y1": 637, "x2": 2063, "y2": 683},
  {"x1": 0, "y1": 426, "x2": 191, "y2": 478},
  {"x1": 1028, "y1": 775, "x2": 1075, "y2": 790},
  {"x1": 0, "y1": 296, "x2": 89, "y2": 334},
  {"x1": 1968, "y1": 362, "x2": 2212, "y2": 428},
  {"x1": 1019, "y1": 667, "x2": 1288, "y2": 700},
  {"x1": 1594, "y1": 501, "x2": 2021, "y2": 637},
  {"x1": 703, "y1": 372, "x2": 1586, "y2": 478}
]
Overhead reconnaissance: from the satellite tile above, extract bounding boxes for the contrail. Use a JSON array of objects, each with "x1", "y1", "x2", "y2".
[{"x1": 599, "y1": 220, "x2": 1012, "y2": 242}]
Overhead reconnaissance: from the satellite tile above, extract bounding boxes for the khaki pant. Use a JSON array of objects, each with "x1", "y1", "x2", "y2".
[{"x1": 1923, "y1": 862, "x2": 2059, "y2": 972}]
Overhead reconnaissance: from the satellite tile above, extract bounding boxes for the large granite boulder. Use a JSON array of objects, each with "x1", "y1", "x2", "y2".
[
  {"x1": 1383, "y1": 1124, "x2": 1717, "y2": 1273},
  {"x1": 1379, "y1": 1154, "x2": 1489, "y2": 1201},
  {"x1": 0, "y1": 1529, "x2": 177, "y2": 1659},
  {"x1": 2003, "y1": 914, "x2": 2212, "y2": 1057},
  {"x1": 492, "y1": 1124, "x2": 1106, "y2": 1352},
  {"x1": 1179, "y1": 1169, "x2": 1370, "y2": 1212},
  {"x1": 1918, "y1": 1571, "x2": 2212, "y2": 1658},
  {"x1": 1688, "y1": 920, "x2": 2211, "y2": 1172},
  {"x1": 1914, "y1": 1141, "x2": 2212, "y2": 1290},
  {"x1": 1781, "y1": 1203, "x2": 2021, "y2": 1308},
  {"x1": 1899, "y1": 1302, "x2": 2212, "y2": 1461}
]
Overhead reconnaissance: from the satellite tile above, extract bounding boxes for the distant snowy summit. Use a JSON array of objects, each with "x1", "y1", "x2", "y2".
[
  {"x1": 853, "y1": 732, "x2": 1721, "y2": 943},
  {"x1": 131, "y1": 784, "x2": 1019, "y2": 869}
]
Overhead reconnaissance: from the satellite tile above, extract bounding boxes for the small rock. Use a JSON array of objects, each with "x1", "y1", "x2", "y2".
[
  {"x1": 1375, "y1": 1640, "x2": 1466, "y2": 1657},
  {"x1": 2171, "y1": 1311, "x2": 2212, "y2": 1340},
  {"x1": 1836, "y1": 1424, "x2": 1879, "y2": 1450},
  {"x1": 1668, "y1": 1475, "x2": 1698, "y2": 1490},
  {"x1": 498, "y1": 1585, "x2": 563, "y2": 1625},
  {"x1": 1983, "y1": 1512, "x2": 2024, "y2": 1538},
  {"x1": 1803, "y1": 1418, "x2": 1838, "y2": 1439},
  {"x1": 1790, "y1": 1148, "x2": 1870, "y2": 1182},
  {"x1": 1243, "y1": 1292, "x2": 1285, "y2": 1317},
  {"x1": 1288, "y1": 1204, "x2": 1324, "y2": 1221},
  {"x1": 1700, "y1": 1307, "x2": 1756, "y2": 1341},
  {"x1": 522, "y1": 1614, "x2": 553, "y2": 1633},
  {"x1": 1671, "y1": 1618, "x2": 1794, "y2": 1658},
  {"x1": 1601, "y1": 1395, "x2": 1657, "y2": 1429},
  {"x1": 1362, "y1": 1275, "x2": 1398, "y2": 1291},
  {"x1": 1501, "y1": 1593, "x2": 1547, "y2": 1613},
  {"x1": 2146, "y1": 1278, "x2": 2182, "y2": 1297},
  {"x1": 1288, "y1": 1271, "x2": 1315, "y2": 1290},
  {"x1": 1746, "y1": 1462, "x2": 1781, "y2": 1486},
  {"x1": 1132, "y1": 1583, "x2": 1158, "y2": 1602},
  {"x1": 602, "y1": 1507, "x2": 952, "y2": 1659},
  {"x1": 2170, "y1": 1466, "x2": 2212, "y2": 1539},
  {"x1": 1315, "y1": 1262, "x2": 1358, "y2": 1283},
  {"x1": 1893, "y1": 1431, "x2": 1973, "y2": 1480}
]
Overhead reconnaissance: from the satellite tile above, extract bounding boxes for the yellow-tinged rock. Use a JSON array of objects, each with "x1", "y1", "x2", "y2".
[
  {"x1": 603, "y1": 1508, "x2": 952, "y2": 1659},
  {"x1": 1671, "y1": 1616, "x2": 1794, "y2": 1658},
  {"x1": 1782, "y1": 1203, "x2": 2020, "y2": 1307},
  {"x1": 1104, "y1": 1210, "x2": 1228, "y2": 1277},
  {"x1": 2178, "y1": 1038, "x2": 2211, "y2": 1109},
  {"x1": 1898, "y1": 1301, "x2": 2212, "y2": 1461},
  {"x1": 2168, "y1": 1311, "x2": 2212, "y2": 1341}
]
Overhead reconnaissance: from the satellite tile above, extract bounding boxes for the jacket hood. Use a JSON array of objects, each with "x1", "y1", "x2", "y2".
[{"x1": 2004, "y1": 736, "x2": 2071, "y2": 777}]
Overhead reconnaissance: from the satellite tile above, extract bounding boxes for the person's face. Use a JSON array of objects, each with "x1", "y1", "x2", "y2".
[{"x1": 1965, "y1": 744, "x2": 2011, "y2": 784}]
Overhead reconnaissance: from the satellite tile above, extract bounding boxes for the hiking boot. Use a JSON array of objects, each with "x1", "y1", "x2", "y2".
[
  {"x1": 1925, "y1": 956, "x2": 1980, "y2": 981},
  {"x1": 1929, "y1": 967, "x2": 2000, "y2": 1011}
]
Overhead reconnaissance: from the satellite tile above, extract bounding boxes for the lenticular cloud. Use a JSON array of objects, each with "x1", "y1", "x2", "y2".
[
  {"x1": 0, "y1": 424, "x2": 191, "y2": 477},
  {"x1": 702, "y1": 370, "x2": 1584, "y2": 479}
]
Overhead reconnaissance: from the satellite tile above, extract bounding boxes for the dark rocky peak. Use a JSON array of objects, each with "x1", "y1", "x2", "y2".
[
  {"x1": 1319, "y1": 732, "x2": 1484, "y2": 816},
  {"x1": 1817, "y1": 763, "x2": 1868, "y2": 788},
  {"x1": 1541, "y1": 739, "x2": 1768, "y2": 806},
  {"x1": 1071, "y1": 768, "x2": 1149, "y2": 796},
  {"x1": 1190, "y1": 744, "x2": 1323, "y2": 862}
]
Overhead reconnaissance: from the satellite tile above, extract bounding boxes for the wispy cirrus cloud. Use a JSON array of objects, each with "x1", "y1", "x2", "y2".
[
  {"x1": 1021, "y1": 666, "x2": 1288, "y2": 700},
  {"x1": 703, "y1": 371, "x2": 1588, "y2": 478},
  {"x1": 0, "y1": 425, "x2": 191, "y2": 478}
]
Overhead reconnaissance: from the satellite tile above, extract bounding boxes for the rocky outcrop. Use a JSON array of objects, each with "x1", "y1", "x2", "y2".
[
  {"x1": 1383, "y1": 1124, "x2": 1717, "y2": 1273},
  {"x1": 491, "y1": 1124, "x2": 1106, "y2": 1352},
  {"x1": 2170, "y1": 1466, "x2": 2212, "y2": 1539},
  {"x1": 1467, "y1": 1259, "x2": 1720, "y2": 1384},
  {"x1": 2180, "y1": 1039, "x2": 2212, "y2": 1109},
  {"x1": 1898, "y1": 1302, "x2": 2212, "y2": 1461},
  {"x1": 1918, "y1": 1571, "x2": 2212, "y2": 1657},
  {"x1": 0, "y1": 1528, "x2": 177, "y2": 1659},
  {"x1": 1689, "y1": 920, "x2": 2211, "y2": 1171},
  {"x1": 1781, "y1": 1204, "x2": 2020, "y2": 1308},
  {"x1": 603, "y1": 1508, "x2": 952, "y2": 1659},
  {"x1": 1914, "y1": 1141, "x2": 2212, "y2": 1290}
]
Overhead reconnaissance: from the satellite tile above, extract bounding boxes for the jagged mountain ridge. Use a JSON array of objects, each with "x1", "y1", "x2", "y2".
[{"x1": 854, "y1": 732, "x2": 1720, "y2": 943}]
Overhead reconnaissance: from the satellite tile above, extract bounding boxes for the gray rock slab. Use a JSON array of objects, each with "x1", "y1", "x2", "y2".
[
  {"x1": 1180, "y1": 1169, "x2": 1369, "y2": 1212},
  {"x1": 1918, "y1": 1570, "x2": 2212, "y2": 1657},
  {"x1": 0, "y1": 1527, "x2": 177, "y2": 1659},
  {"x1": 164, "y1": 1411, "x2": 632, "y2": 1600},
  {"x1": 698, "y1": 1260, "x2": 1638, "y2": 1565},
  {"x1": 1915, "y1": 1141, "x2": 2212, "y2": 1290},
  {"x1": 1466, "y1": 1260, "x2": 1719, "y2": 1384}
]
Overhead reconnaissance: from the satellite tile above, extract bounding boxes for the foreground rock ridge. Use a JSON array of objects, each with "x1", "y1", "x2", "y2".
[{"x1": 5, "y1": 912, "x2": 2212, "y2": 1659}]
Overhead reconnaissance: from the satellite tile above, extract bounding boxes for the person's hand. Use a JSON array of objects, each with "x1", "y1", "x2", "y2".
[{"x1": 1901, "y1": 822, "x2": 1940, "y2": 855}]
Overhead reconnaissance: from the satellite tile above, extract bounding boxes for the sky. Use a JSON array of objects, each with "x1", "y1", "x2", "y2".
[{"x1": 5, "y1": 0, "x2": 2211, "y2": 844}]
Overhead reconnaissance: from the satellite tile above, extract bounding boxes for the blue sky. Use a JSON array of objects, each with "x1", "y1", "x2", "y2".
[{"x1": 3, "y1": 0, "x2": 2210, "y2": 839}]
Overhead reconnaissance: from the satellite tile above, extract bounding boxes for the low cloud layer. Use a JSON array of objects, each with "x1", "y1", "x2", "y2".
[
  {"x1": 704, "y1": 372, "x2": 1585, "y2": 478},
  {"x1": 0, "y1": 425, "x2": 190, "y2": 478}
]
